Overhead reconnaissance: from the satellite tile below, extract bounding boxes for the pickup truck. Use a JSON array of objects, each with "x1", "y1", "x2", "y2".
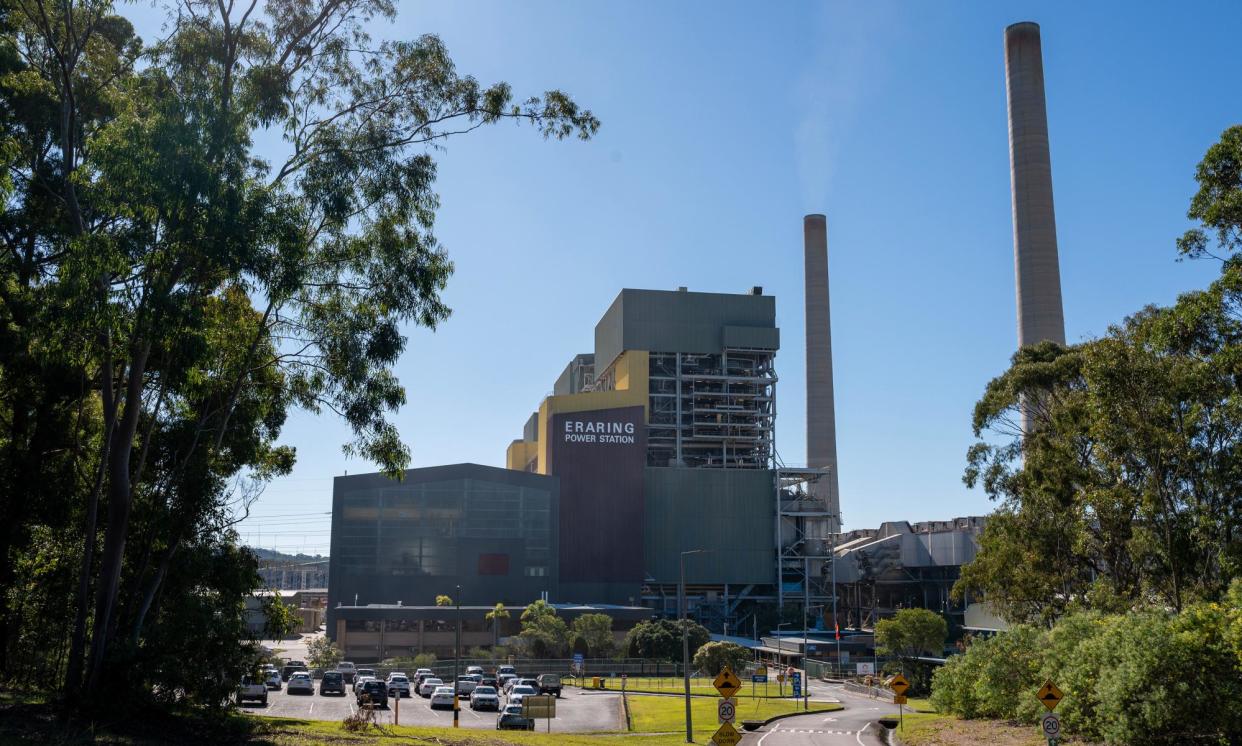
[
  {"x1": 237, "y1": 674, "x2": 268, "y2": 706},
  {"x1": 536, "y1": 673, "x2": 563, "y2": 698}
]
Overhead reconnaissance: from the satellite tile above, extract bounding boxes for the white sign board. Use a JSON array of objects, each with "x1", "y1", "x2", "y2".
[
  {"x1": 1042, "y1": 713, "x2": 1062, "y2": 739},
  {"x1": 856, "y1": 662, "x2": 875, "y2": 676},
  {"x1": 717, "y1": 697, "x2": 737, "y2": 724}
]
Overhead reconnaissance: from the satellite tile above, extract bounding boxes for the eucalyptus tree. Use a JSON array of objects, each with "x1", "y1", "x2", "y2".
[{"x1": 0, "y1": 0, "x2": 596, "y2": 708}]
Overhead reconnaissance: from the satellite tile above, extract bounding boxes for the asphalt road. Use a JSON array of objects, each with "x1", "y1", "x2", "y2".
[
  {"x1": 740, "y1": 683, "x2": 893, "y2": 746},
  {"x1": 242, "y1": 683, "x2": 624, "y2": 733}
]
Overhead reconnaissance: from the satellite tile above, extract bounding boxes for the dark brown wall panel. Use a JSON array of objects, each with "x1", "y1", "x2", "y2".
[{"x1": 549, "y1": 406, "x2": 646, "y2": 583}]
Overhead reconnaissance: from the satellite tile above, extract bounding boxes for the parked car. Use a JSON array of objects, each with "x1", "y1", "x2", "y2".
[
  {"x1": 281, "y1": 660, "x2": 308, "y2": 681},
  {"x1": 516, "y1": 678, "x2": 539, "y2": 692},
  {"x1": 386, "y1": 673, "x2": 411, "y2": 698},
  {"x1": 455, "y1": 675, "x2": 479, "y2": 696},
  {"x1": 418, "y1": 677, "x2": 444, "y2": 697},
  {"x1": 286, "y1": 671, "x2": 314, "y2": 695},
  {"x1": 470, "y1": 685, "x2": 500, "y2": 711},
  {"x1": 498, "y1": 673, "x2": 517, "y2": 691},
  {"x1": 465, "y1": 665, "x2": 484, "y2": 677},
  {"x1": 413, "y1": 668, "x2": 433, "y2": 686},
  {"x1": 481, "y1": 675, "x2": 499, "y2": 689},
  {"x1": 508, "y1": 684, "x2": 537, "y2": 705},
  {"x1": 336, "y1": 661, "x2": 357, "y2": 683},
  {"x1": 537, "y1": 673, "x2": 563, "y2": 698},
  {"x1": 355, "y1": 679, "x2": 388, "y2": 709},
  {"x1": 497, "y1": 665, "x2": 517, "y2": 678},
  {"x1": 353, "y1": 670, "x2": 376, "y2": 692},
  {"x1": 237, "y1": 674, "x2": 268, "y2": 706},
  {"x1": 320, "y1": 671, "x2": 346, "y2": 696},
  {"x1": 265, "y1": 670, "x2": 283, "y2": 690},
  {"x1": 496, "y1": 703, "x2": 534, "y2": 731},
  {"x1": 429, "y1": 685, "x2": 456, "y2": 710}
]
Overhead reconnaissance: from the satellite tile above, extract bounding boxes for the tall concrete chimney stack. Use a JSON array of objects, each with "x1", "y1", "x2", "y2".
[
  {"x1": 1005, "y1": 21, "x2": 1065, "y2": 348},
  {"x1": 804, "y1": 214, "x2": 840, "y2": 531}
]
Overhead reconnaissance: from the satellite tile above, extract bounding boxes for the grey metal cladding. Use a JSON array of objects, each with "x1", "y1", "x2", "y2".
[
  {"x1": 643, "y1": 467, "x2": 775, "y2": 585},
  {"x1": 595, "y1": 289, "x2": 778, "y2": 370},
  {"x1": 722, "y1": 325, "x2": 780, "y2": 350}
]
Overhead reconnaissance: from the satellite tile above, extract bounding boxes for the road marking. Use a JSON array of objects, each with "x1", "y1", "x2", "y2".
[
  {"x1": 856, "y1": 722, "x2": 871, "y2": 746},
  {"x1": 307, "y1": 703, "x2": 314, "y2": 715}
]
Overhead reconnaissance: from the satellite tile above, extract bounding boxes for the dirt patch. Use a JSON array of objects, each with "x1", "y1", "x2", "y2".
[{"x1": 899, "y1": 716, "x2": 1069, "y2": 746}]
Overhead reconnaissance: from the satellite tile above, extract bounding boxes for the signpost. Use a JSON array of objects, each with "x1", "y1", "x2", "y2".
[
  {"x1": 711, "y1": 723, "x2": 742, "y2": 746},
  {"x1": 888, "y1": 674, "x2": 910, "y2": 732},
  {"x1": 711, "y1": 667, "x2": 742, "y2": 745},
  {"x1": 523, "y1": 694, "x2": 557, "y2": 734},
  {"x1": 791, "y1": 671, "x2": 802, "y2": 699},
  {"x1": 856, "y1": 662, "x2": 874, "y2": 676},
  {"x1": 751, "y1": 666, "x2": 767, "y2": 701},
  {"x1": 1036, "y1": 680, "x2": 1064, "y2": 745}
]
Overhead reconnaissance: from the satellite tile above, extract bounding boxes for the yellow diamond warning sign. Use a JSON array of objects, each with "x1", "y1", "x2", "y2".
[
  {"x1": 711, "y1": 722, "x2": 741, "y2": 746},
  {"x1": 713, "y1": 666, "x2": 742, "y2": 699},
  {"x1": 888, "y1": 673, "x2": 910, "y2": 696},
  {"x1": 1036, "y1": 680, "x2": 1064, "y2": 711}
]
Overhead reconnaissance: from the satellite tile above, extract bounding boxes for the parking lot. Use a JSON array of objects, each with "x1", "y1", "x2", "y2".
[{"x1": 242, "y1": 683, "x2": 625, "y2": 733}]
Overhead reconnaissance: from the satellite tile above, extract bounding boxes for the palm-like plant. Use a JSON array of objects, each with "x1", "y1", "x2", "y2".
[{"x1": 485, "y1": 602, "x2": 510, "y2": 649}]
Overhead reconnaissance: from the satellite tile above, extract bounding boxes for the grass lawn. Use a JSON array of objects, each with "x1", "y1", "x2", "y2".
[
  {"x1": 256, "y1": 717, "x2": 691, "y2": 745},
  {"x1": 566, "y1": 676, "x2": 798, "y2": 699},
  {"x1": 625, "y1": 693, "x2": 841, "y2": 740},
  {"x1": 886, "y1": 697, "x2": 1094, "y2": 746}
]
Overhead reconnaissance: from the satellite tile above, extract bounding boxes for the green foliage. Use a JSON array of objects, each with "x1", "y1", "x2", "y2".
[
  {"x1": 570, "y1": 613, "x2": 616, "y2": 658},
  {"x1": 306, "y1": 636, "x2": 343, "y2": 671},
  {"x1": 691, "y1": 641, "x2": 751, "y2": 677},
  {"x1": 931, "y1": 600, "x2": 1242, "y2": 745},
  {"x1": 435, "y1": 595, "x2": 454, "y2": 607},
  {"x1": 623, "y1": 619, "x2": 710, "y2": 662},
  {"x1": 379, "y1": 652, "x2": 436, "y2": 671},
  {"x1": 0, "y1": 0, "x2": 596, "y2": 714},
  {"x1": 517, "y1": 605, "x2": 569, "y2": 659},
  {"x1": 959, "y1": 127, "x2": 1242, "y2": 625},
  {"x1": 261, "y1": 596, "x2": 301, "y2": 640},
  {"x1": 875, "y1": 608, "x2": 947, "y2": 661}
]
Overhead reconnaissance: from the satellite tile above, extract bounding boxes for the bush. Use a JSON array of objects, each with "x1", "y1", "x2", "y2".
[
  {"x1": 692, "y1": 641, "x2": 751, "y2": 676},
  {"x1": 930, "y1": 601, "x2": 1242, "y2": 744}
]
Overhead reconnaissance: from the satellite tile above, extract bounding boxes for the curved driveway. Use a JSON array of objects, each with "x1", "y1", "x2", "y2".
[{"x1": 741, "y1": 683, "x2": 893, "y2": 746}]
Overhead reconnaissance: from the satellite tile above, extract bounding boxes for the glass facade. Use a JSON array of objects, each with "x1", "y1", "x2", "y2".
[{"x1": 327, "y1": 464, "x2": 559, "y2": 632}]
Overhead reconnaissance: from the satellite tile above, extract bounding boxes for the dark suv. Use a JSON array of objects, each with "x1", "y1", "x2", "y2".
[
  {"x1": 281, "y1": 659, "x2": 308, "y2": 681},
  {"x1": 355, "y1": 679, "x2": 388, "y2": 709},
  {"x1": 320, "y1": 671, "x2": 346, "y2": 696},
  {"x1": 537, "y1": 673, "x2": 563, "y2": 698}
]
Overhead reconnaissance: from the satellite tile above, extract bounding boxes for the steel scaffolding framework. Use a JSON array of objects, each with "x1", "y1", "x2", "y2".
[
  {"x1": 647, "y1": 349, "x2": 776, "y2": 468},
  {"x1": 775, "y1": 467, "x2": 837, "y2": 612}
]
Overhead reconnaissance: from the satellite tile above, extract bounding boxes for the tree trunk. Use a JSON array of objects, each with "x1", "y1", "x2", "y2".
[
  {"x1": 84, "y1": 343, "x2": 150, "y2": 697},
  {"x1": 64, "y1": 435, "x2": 109, "y2": 698}
]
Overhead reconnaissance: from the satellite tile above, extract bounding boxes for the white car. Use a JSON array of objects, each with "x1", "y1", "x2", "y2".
[
  {"x1": 286, "y1": 671, "x2": 315, "y2": 694},
  {"x1": 455, "y1": 675, "x2": 479, "y2": 696},
  {"x1": 352, "y1": 673, "x2": 375, "y2": 693},
  {"x1": 336, "y1": 661, "x2": 357, "y2": 682},
  {"x1": 418, "y1": 677, "x2": 444, "y2": 697},
  {"x1": 508, "y1": 684, "x2": 537, "y2": 705},
  {"x1": 265, "y1": 670, "x2": 282, "y2": 690},
  {"x1": 387, "y1": 673, "x2": 411, "y2": 698},
  {"x1": 470, "y1": 685, "x2": 499, "y2": 711},
  {"x1": 429, "y1": 685, "x2": 456, "y2": 710},
  {"x1": 465, "y1": 665, "x2": 484, "y2": 677}
]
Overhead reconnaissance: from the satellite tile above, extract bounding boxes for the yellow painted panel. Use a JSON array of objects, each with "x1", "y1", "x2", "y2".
[{"x1": 534, "y1": 350, "x2": 649, "y2": 475}]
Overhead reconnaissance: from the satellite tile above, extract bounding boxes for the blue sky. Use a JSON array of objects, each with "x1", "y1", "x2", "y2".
[{"x1": 124, "y1": 1, "x2": 1239, "y2": 553}]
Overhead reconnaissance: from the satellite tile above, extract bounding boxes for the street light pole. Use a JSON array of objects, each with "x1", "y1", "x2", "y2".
[
  {"x1": 777, "y1": 622, "x2": 789, "y2": 697},
  {"x1": 454, "y1": 584, "x2": 461, "y2": 729},
  {"x1": 680, "y1": 549, "x2": 705, "y2": 744}
]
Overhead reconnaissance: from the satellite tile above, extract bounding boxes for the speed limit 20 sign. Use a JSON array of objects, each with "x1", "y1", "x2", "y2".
[
  {"x1": 1042, "y1": 713, "x2": 1062, "y2": 739},
  {"x1": 717, "y1": 697, "x2": 737, "y2": 724}
]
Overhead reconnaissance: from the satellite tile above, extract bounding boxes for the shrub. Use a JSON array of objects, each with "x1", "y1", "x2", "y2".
[{"x1": 692, "y1": 641, "x2": 751, "y2": 676}]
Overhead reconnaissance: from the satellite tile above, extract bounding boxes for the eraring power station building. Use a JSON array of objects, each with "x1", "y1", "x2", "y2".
[{"x1": 326, "y1": 217, "x2": 993, "y2": 662}]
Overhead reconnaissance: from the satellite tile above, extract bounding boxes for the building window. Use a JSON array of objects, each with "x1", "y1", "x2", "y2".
[
  {"x1": 478, "y1": 553, "x2": 510, "y2": 576},
  {"x1": 524, "y1": 566, "x2": 547, "y2": 577}
]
